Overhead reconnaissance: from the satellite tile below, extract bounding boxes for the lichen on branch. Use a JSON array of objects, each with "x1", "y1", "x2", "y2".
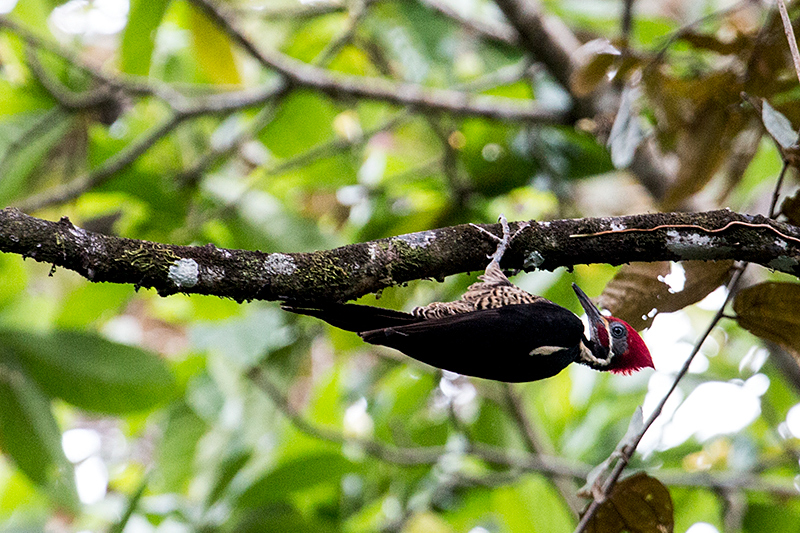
[{"x1": 0, "y1": 207, "x2": 798, "y2": 302}]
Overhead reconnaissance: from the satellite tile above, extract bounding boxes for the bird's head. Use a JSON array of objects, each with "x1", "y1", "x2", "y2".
[{"x1": 572, "y1": 283, "x2": 654, "y2": 374}]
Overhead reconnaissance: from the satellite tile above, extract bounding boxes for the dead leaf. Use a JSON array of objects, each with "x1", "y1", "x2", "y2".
[
  {"x1": 570, "y1": 39, "x2": 621, "y2": 97},
  {"x1": 780, "y1": 190, "x2": 800, "y2": 226},
  {"x1": 677, "y1": 30, "x2": 750, "y2": 56},
  {"x1": 598, "y1": 261, "x2": 734, "y2": 331},
  {"x1": 584, "y1": 472, "x2": 674, "y2": 533},
  {"x1": 761, "y1": 99, "x2": 797, "y2": 149},
  {"x1": 733, "y1": 282, "x2": 800, "y2": 362},
  {"x1": 608, "y1": 83, "x2": 645, "y2": 169}
]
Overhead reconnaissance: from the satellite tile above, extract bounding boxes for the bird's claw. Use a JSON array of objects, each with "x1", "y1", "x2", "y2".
[
  {"x1": 468, "y1": 223, "x2": 503, "y2": 243},
  {"x1": 471, "y1": 215, "x2": 526, "y2": 267}
]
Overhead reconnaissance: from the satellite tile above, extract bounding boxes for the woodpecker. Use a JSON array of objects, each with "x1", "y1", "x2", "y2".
[{"x1": 282, "y1": 217, "x2": 653, "y2": 382}]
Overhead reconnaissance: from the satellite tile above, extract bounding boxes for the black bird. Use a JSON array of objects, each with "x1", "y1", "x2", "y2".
[{"x1": 283, "y1": 217, "x2": 653, "y2": 382}]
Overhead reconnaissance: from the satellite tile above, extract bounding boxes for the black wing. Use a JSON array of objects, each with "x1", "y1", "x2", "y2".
[{"x1": 361, "y1": 301, "x2": 585, "y2": 382}]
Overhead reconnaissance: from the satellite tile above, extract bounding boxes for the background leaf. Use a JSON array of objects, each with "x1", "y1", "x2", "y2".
[
  {"x1": 734, "y1": 282, "x2": 800, "y2": 362},
  {"x1": 2, "y1": 329, "x2": 176, "y2": 414},
  {"x1": 0, "y1": 359, "x2": 78, "y2": 509},
  {"x1": 599, "y1": 260, "x2": 733, "y2": 330},
  {"x1": 585, "y1": 472, "x2": 674, "y2": 533}
]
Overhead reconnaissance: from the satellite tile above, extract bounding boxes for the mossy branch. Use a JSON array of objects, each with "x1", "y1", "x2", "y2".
[{"x1": 1, "y1": 207, "x2": 798, "y2": 302}]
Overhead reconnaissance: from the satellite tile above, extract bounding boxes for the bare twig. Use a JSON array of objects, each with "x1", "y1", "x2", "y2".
[
  {"x1": 574, "y1": 264, "x2": 746, "y2": 532},
  {"x1": 25, "y1": 45, "x2": 119, "y2": 111},
  {"x1": 621, "y1": 0, "x2": 636, "y2": 47},
  {"x1": 188, "y1": 0, "x2": 566, "y2": 123},
  {"x1": 16, "y1": 113, "x2": 185, "y2": 212},
  {"x1": 777, "y1": 0, "x2": 800, "y2": 85},
  {"x1": 247, "y1": 366, "x2": 448, "y2": 465},
  {"x1": 0, "y1": 108, "x2": 68, "y2": 183},
  {"x1": 13, "y1": 76, "x2": 288, "y2": 211},
  {"x1": 770, "y1": 160, "x2": 791, "y2": 218},
  {"x1": 311, "y1": 0, "x2": 368, "y2": 66},
  {"x1": 249, "y1": 363, "x2": 800, "y2": 499},
  {"x1": 574, "y1": 109, "x2": 798, "y2": 529},
  {"x1": 420, "y1": 0, "x2": 519, "y2": 45},
  {"x1": 650, "y1": 0, "x2": 751, "y2": 64}
]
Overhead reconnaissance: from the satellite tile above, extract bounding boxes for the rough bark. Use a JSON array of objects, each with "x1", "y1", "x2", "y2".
[{"x1": 0, "y1": 207, "x2": 797, "y2": 303}]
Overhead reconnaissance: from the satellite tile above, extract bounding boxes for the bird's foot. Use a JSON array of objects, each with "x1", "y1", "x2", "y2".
[
  {"x1": 470, "y1": 215, "x2": 512, "y2": 267},
  {"x1": 510, "y1": 221, "x2": 530, "y2": 241}
]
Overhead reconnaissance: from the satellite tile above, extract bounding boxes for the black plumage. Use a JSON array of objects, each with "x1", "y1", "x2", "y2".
[
  {"x1": 282, "y1": 216, "x2": 653, "y2": 382},
  {"x1": 283, "y1": 298, "x2": 586, "y2": 382}
]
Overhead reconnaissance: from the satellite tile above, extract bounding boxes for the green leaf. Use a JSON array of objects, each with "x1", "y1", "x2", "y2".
[
  {"x1": 492, "y1": 475, "x2": 574, "y2": 533},
  {"x1": 1, "y1": 329, "x2": 176, "y2": 414},
  {"x1": 0, "y1": 110, "x2": 72, "y2": 204},
  {"x1": 188, "y1": 3, "x2": 241, "y2": 85},
  {"x1": 229, "y1": 502, "x2": 337, "y2": 533},
  {"x1": 154, "y1": 402, "x2": 206, "y2": 492},
  {"x1": 10, "y1": 1, "x2": 59, "y2": 37},
  {"x1": 0, "y1": 360, "x2": 78, "y2": 509},
  {"x1": 260, "y1": 91, "x2": 341, "y2": 157},
  {"x1": 205, "y1": 447, "x2": 252, "y2": 506},
  {"x1": 744, "y1": 500, "x2": 800, "y2": 532},
  {"x1": 121, "y1": 0, "x2": 170, "y2": 76},
  {"x1": 238, "y1": 453, "x2": 360, "y2": 508},
  {"x1": 459, "y1": 118, "x2": 537, "y2": 196},
  {"x1": 0, "y1": 80, "x2": 55, "y2": 117}
]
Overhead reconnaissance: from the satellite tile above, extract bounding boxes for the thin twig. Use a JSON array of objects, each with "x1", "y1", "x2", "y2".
[
  {"x1": 13, "y1": 79, "x2": 287, "y2": 211},
  {"x1": 248, "y1": 365, "x2": 448, "y2": 465},
  {"x1": 575, "y1": 112, "x2": 796, "y2": 528},
  {"x1": 188, "y1": 0, "x2": 566, "y2": 123},
  {"x1": 420, "y1": 0, "x2": 518, "y2": 45},
  {"x1": 777, "y1": 0, "x2": 800, "y2": 85},
  {"x1": 16, "y1": 113, "x2": 186, "y2": 212},
  {"x1": 770, "y1": 160, "x2": 791, "y2": 218},
  {"x1": 621, "y1": 0, "x2": 635, "y2": 47},
  {"x1": 311, "y1": 0, "x2": 368, "y2": 67},
  {"x1": 574, "y1": 264, "x2": 746, "y2": 533},
  {"x1": 650, "y1": 0, "x2": 751, "y2": 65}
]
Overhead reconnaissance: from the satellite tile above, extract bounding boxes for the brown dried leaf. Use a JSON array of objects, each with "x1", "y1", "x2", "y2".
[
  {"x1": 780, "y1": 190, "x2": 800, "y2": 226},
  {"x1": 598, "y1": 261, "x2": 734, "y2": 331},
  {"x1": 570, "y1": 39, "x2": 621, "y2": 97},
  {"x1": 733, "y1": 282, "x2": 800, "y2": 362},
  {"x1": 643, "y1": 69, "x2": 746, "y2": 209},
  {"x1": 584, "y1": 472, "x2": 674, "y2": 533},
  {"x1": 677, "y1": 30, "x2": 750, "y2": 56}
]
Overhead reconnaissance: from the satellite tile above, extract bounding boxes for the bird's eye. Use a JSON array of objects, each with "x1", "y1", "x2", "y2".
[{"x1": 610, "y1": 323, "x2": 626, "y2": 338}]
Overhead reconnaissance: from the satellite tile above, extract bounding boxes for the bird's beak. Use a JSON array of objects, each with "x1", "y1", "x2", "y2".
[
  {"x1": 572, "y1": 283, "x2": 605, "y2": 326},
  {"x1": 572, "y1": 283, "x2": 610, "y2": 357}
]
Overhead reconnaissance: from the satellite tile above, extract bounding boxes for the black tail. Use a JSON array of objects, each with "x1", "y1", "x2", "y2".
[{"x1": 281, "y1": 302, "x2": 422, "y2": 333}]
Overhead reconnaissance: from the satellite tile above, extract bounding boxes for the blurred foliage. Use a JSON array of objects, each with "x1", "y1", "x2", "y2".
[{"x1": 0, "y1": 1, "x2": 800, "y2": 533}]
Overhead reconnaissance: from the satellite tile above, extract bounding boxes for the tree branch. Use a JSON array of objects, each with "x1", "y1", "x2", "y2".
[
  {"x1": 492, "y1": 0, "x2": 673, "y2": 199},
  {"x1": 2, "y1": 208, "x2": 800, "y2": 303},
  {"x1": 188, "y1": 0, "x2": 566, "y2": 124}
]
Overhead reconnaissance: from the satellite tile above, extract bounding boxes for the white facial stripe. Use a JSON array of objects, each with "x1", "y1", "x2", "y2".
[
  {"x1": 579, "y1": 342, "x2": 610, "y2": 367},
  {"x1": 529, "y1": 345, "x2": 564, "y2": 356}
]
